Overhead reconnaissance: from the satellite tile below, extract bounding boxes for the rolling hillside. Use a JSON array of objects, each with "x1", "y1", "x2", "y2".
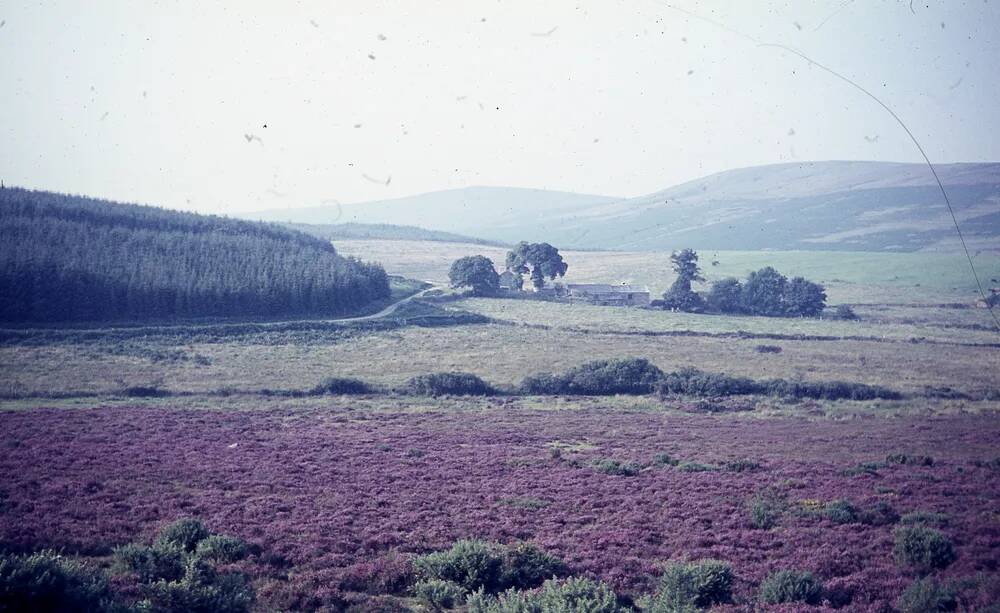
[
  {"x1": 246, "y1": 186, "x2": 619, "y2": 239},
  {"x1": 0, "y1": 188, "x2": 390, "y2": 323},
  {"x1": 287, "y1": 222, "x2": 508, "y2": 247},
  {"x1": 249, "y1": 161, "x2": 1000, "y2": 252},
  {"x1": 532, "y1": 161, "x2": 1000, "y2": 252}
]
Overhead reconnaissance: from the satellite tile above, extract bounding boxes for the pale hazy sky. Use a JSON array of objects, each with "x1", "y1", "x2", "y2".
[{"x1": 1, "y1": 1, "x2": 998, "y2": 214}]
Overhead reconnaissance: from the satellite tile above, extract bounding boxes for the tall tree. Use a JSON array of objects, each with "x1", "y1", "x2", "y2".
[
  {"x1": 505, "y1": 242, "x2": 568, "y2": 290},
  {"x1": 661, "y1": 248, "x2": 705, "y2": 311},
  {"x1": 783, "y1": 277, "x2": 827, "y2": 316},
  {"x1": 448, "y1": 255, "x2": 500, "y2": 296},
  {"x1": 706, "y1": 277, "x2": 743, "y2": 313},
  {"x1": 739, "y1": 266, "x2": 788, "y2": 316}
]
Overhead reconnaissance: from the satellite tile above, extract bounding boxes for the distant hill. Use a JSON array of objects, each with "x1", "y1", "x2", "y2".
[
  {"x1": 245, "y1": 186, "x2": 619, "y2": 237},
  {"x1": 530, "y1": 161, "x2": 1000, "y2": 252},
  {"x1": 287, "y1": 222, "x2": 508, "y2": 247},
  {"x1": 248, "y1": 162, "x2": 1000, "y2": 252},
  {"x1": 0, "y1": 188, "x2": 390, "y2": 323}
]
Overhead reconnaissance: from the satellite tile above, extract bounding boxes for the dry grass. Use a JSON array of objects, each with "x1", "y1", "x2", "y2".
[
  {"x1": 452, "y1": 297, "x2": 998, "y2": 345},
  {"x1": 2, "y1": 322, "x2": 996, "y2": 399}
]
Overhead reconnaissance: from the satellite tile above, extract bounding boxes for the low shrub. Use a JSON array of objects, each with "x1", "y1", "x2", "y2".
[
  {"x1": 562, "y1": 358, "x2": 664, "y2": 395},
  {"x1": 195, "y1": 535, "x2": 252, "y2": 564},
  {"x1": 893, "y1": 526, "x2": 957, "y2": 572},
  {"x1": 498, "y1": 542, "x2": 568, "y2": 590},
  {"x1": 0, "y1": 550, "x2": 115, "y2": 612},
  {"x1": 896, "y1": 577, "x2": 957, "y2": 613},
  {"x1": 144, "y1": 557, "x2": 255, "y2": 613},
  {"x1": 122, "y1": 385, "x2": 170, "y2": 398},
  {"x1": 762, "y1": 378, "x2": 902, "y2": 401},
  {"x1": 647, "y1": 559, "x2": 733, "y2": 610},
  {"x1": 900, "y1": 511, "x2": 950, "y2": 527},
  {"x1": 758, "y1": 570, "x2": 822, "y2": 605},
  {"x1": 155, "y1": 518, "x2": 212, "y2": 553},
  {"x1": 467, "y1": 577, "x2": 622, "y2": 613},
  {"x1": 835, "y1": 304, "x2": 858, "y2": 320},
  {"x1": 748, "y1": 491, "x2": 785, "y2": 529},
  {"x1": 519, "y1": 373, "x2": 565, "y2": 395},
  {"x1": 653, "y1": 453, "x2": 680, "y2": 467},
  {"x1": 676, "y1": 462, "x2": 718, "y2": 473},
  {"x1": 414, "y1": 578, "x2": 467, "y2": 611},
  {"x1": 413, "y1": 540, "x2": 565, "y2": 595},
  {"x1": 413, "y1": 540, "x2": 504, "y2": 593},
  {"x1": 522, "y1": 358, "x2": 665, "y2": 396},
  {"x1": 823, "y1": 500, "x2": 860, "y2": 524},
  {"x1": 724, "y1": 458, "x2": 761, "y2": 472},
  {"x1": 754, "y1": 344, "x2": 782, "y2": 354},
  {"x1": 657, "y1": 368, "x2": 759, "y2": 397},
  {"x1": 859, "y1": 501, "x2": 900, "y2": 526},
  {"x1": 403, "y1": 372, "x2": 495, "y2": 396},
  {"x1": 593, "y1": 459, "x2": 642, "y2": 476},
  {"x1": 112, "y1": 543, "x2": 185, "y2": 582},
  {"x1": 887, "y1": 453, "x2": 934, "y2": 466},
  {"x1": 843, "y1": 461, "x2": 885, "y2": 477},
  {"x1": 310, "y1": 377, "x2": 373, "y2": 395}
]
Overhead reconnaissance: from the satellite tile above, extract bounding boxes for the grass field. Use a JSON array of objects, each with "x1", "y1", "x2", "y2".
[{"x1": 335, "y1": 239, "x2": 1000, "y2": 305}]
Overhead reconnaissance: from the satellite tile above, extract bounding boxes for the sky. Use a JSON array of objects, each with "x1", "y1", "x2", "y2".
[{"x1": 1, "y1": 0, "x2": 998, "y2": 215}]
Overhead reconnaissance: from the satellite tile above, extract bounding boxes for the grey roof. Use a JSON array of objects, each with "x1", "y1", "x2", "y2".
[{"x1": 566, "y1": 283, "x2": 649, "y2": 293}]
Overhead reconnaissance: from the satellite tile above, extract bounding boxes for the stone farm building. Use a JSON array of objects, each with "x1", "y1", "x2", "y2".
[{"x1": 566, "y1": 283, "x2": 650, "y2": 307}]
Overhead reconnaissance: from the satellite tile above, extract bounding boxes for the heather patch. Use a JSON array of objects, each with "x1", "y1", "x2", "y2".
[{"x1": 0, "y1": 406, "x2": 998, "y2": 610}]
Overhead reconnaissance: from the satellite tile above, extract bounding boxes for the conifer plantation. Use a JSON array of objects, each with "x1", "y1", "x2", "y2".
[{"x1": 0, "y1": 188, "x2": 390, "y2": 322}]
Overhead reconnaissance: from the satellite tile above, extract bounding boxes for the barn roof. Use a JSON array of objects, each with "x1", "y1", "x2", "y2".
[{"x1": 566, "y1": 283, "x2": 649, "y2": 293}]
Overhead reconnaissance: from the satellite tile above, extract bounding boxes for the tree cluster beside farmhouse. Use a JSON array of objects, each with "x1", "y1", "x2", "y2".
[{"x1": 449, "y1": 244, "x2": 829, "y2": 318}]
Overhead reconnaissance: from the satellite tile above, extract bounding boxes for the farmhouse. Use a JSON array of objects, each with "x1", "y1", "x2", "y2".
[
  {"x1": 566, "y1": 283, "x2": 650, "y2": 307},
  {"x1": 498, "y1": 270, "x2": 521, "y2": 292}
]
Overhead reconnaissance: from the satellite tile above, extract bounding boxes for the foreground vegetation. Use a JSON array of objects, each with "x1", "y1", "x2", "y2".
[{"x1": 2, "y1": 405, "x2": 998, "y2": 610}]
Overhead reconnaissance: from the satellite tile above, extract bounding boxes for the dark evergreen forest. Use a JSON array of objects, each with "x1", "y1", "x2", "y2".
[{"x1": 0, "y1": 188, "x2": 390, "y2": 323}]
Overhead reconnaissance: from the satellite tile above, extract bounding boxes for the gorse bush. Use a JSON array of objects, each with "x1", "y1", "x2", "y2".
[
  {"x1": 113, "y1": 542, "x2": 186, "y2": 582},
  {"x1": 499, "y1": 542, "x2": 569, "y2": 590},
  {"x1": 414, "y1": 540, "x2": 504, "y2": 593},
  {"x1": 760, "y1": 378, "x2": 902, "y2": 401},
  {"x1": 521, "y1": 358, "x2": 664, "y2": 395},
  {"x1": 309, "y1": 377, "x2": 373, "y2": 395},
  {"x1": 112, "y1": 518, "x2": 256, "y2": 612},
  {"x1": 893, "y1": 526, "x2": 957, "y2": 572},
  {"x1": 413, "y1": 540, "x2": 565, "y2": 596},
  {"x1": 823, "y1": 499, "x2": 860, "y2": 524},
  {"x1": 749, "y1": 491, "x2": 785, "y2": 529},
  {"x1": 647, "y1": 559, "x2": 733, "y2": 610},
  {"x1": 467, "y1": 577, "x2": 622, "y2": 613},
  {"x1": 414, "y1": 578, "x2": 467, "y2": 611},
  {"x1": 403, "y1": 372, "x2": 495, "y2": 396},
  {"x1": 195, "y1": 535, "x2": 252, "y2": 564},
  {"x1": 144, "y1": 557, "x2": 255, "y2": 613},
  {"x1": 593, "y1": 459, "x2": 642, "y2": 476},
  {"x1": 758, "y1": 570, "x2": 822, "y2": 605},
  {"x1": 0, "y1": 550, "x2": 115, "y2": 612},
  {"x1": 155, "y1": 518, "x2": 212, "y2": 553},
  {"x1": 896, "y1": 577, "x2": 958, "y2": 613},
  {"x1": 657, "y1": 368, "x2": 758, "y2": 397},
  {"x1": 886, "y1": 453, "x2": 934, "y2": 466}
]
